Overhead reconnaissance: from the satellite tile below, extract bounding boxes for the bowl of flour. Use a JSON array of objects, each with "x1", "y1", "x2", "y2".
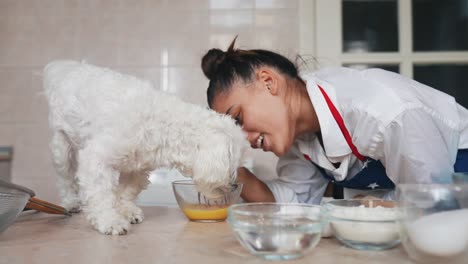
[
  {"x1": 323, "y1": 199, "x2": 400, "y2": 250},
  {"x1": 397, "y1": 184, "x2": 468, "y2": 264}
]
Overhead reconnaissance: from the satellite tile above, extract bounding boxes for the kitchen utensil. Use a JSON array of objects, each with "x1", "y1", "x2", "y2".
[
  {"x1": 0, "y1": 190, "x2": 29, "y2": 233},
  {"x1": 0, "y1": 178, "x2": 70, "y2": 234}
]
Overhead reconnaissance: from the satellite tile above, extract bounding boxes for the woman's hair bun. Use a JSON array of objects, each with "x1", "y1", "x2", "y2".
[{"x1": 201, "y1": 48, "x2": 226, "y2": 80}]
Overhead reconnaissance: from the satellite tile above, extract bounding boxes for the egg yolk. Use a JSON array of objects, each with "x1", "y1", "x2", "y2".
[{"x1": 182, "y1": 205, "x2": 228, "y2": 221}]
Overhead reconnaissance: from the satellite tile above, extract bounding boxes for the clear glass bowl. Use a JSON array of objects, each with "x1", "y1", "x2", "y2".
[
  {"x1": 323, "y1": 199, "x2": 400, "y2": 250},
  {"x1": 397, "y1": 184, "x2": 468, "y2": 264},
  {"x1": 227, "y1": 203, "x2": 324, "y2": 260},
  {"x1": 172, "y1": 180, "x2": 242, "y2": 222}
]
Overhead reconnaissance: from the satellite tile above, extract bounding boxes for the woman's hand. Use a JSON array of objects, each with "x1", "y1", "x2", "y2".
[{"x1": 236, "y1": 167, "x2": 275, "y2": 202}]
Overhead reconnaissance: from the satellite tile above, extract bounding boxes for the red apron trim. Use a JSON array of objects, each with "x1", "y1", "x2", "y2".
[{"x1": 317, "y1": 85, "x2": 366, "y2": 162}]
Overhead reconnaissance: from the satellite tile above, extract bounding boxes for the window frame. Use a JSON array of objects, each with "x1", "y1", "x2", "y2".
[{"x1": 300, "y1": 0, "x2": 468, "y2": 78}]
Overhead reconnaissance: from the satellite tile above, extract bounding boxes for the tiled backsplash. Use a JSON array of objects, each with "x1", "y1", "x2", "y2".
[{"x1": 0, "y1": 0, "x2": 301, "y2": 203}]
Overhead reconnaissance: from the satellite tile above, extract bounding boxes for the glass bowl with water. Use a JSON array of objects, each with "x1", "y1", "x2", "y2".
[{"x1": 227, "y1": 203, "x2": 324, "y2": 260}]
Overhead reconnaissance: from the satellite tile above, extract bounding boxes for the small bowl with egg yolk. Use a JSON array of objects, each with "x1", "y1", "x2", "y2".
[{"x1": 172, "y1": 180, "x2": 243, "y2": 222}]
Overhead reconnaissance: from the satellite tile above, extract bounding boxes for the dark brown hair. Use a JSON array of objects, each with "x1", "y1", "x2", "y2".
[{"x1": 201, "y1": 36, "x2": 302, "y2": 107}]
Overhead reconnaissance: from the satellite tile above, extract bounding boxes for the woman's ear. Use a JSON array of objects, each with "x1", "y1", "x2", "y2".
[{"x1": 257, "y1": 68, "x2": 278, "y2": 95}]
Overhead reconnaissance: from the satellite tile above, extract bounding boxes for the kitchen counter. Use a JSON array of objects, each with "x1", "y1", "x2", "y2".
[{"x1": 0, "y1": 206, "x2": 414, "y2": 264}]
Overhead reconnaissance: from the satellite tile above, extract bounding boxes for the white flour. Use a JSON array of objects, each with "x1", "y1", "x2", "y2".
[
  {"x1": 406, "y1": 209, "x2": 468, "y2": 257},
  {"x1": 329, "y1": 205, "x2": 399, "y2": 244}
]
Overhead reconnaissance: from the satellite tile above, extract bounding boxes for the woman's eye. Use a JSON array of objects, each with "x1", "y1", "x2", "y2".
[{"x1": 234, "y1": 114, "x2": 242, "y2": 126}]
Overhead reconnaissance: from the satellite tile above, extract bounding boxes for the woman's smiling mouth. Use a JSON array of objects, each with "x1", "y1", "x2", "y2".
[{"x1": 256, "y1": 133, "x2": 264, "y2": 148}]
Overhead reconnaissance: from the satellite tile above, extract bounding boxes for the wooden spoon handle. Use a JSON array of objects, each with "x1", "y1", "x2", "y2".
[{"x1": 25, "y1": 197, "x2": 71, "y2": 216}]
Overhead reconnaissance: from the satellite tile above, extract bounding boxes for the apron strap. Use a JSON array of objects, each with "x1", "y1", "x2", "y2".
[{"x1": 317, "y1": 85, "x2": 366, "y2": 162}]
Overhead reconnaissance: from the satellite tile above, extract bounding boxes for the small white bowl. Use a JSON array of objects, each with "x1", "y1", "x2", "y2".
[{"x1": 323, "y1": 199, "x2": 400, "y2": 250}]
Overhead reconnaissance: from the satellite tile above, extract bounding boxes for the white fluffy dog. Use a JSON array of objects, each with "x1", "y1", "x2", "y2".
[{"x1": 43, "y1": 60, "x2": 247, "y2": 235}]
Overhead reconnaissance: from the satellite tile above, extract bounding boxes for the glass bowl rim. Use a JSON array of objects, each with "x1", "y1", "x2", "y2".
[
  {"x1": 228, "y1": 202, "x2": 322, "y2": 216},
  {"x1": 326, "y1": 215, "x2": 399, "y2": 223},
  {"x1": 171, "y1": 179, "x2": 243, "y2": 187},
  {"x1": 325, "y1": 198, "x2": 396, "y2": 206},
  {"x1": 0, "y1": 191, "x2": 30, "y2": 198},
  {"x1": 324, "y1": 199, "x2": 399, "y2": 222},
  {"x1": 397, "y1": 183, "x2": 468, "y2": 191}
]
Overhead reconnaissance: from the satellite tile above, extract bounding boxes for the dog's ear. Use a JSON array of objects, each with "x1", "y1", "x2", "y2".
[
  {"x1": 191, "y1": 113, "x2": 249, "y2": 198},
  {"x1": 192, "y1": 133, "x2": 232, "y2": 198},
  {"x1": 227, "y1": 136, "x2": 238, "y2": 182}
]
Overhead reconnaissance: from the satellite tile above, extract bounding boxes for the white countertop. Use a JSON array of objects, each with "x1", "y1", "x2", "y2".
[{"x1": 0, "y1": 206, "x2": 414, "y2": 264}]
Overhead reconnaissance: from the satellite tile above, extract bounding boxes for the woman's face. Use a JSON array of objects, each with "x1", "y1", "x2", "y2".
[{"x1": 211, "y1": 69, "x2": 296, "y2": 156}]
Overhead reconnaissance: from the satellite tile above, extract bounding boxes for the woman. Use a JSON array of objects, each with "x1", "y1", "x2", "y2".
[{"x1": 201, "y1": 38, "x2": 468, "y2": 204}]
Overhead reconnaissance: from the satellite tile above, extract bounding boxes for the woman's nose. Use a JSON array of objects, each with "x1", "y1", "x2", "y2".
[{"x1": 246, "y1": 132, "x2": 254, "y2": 141}]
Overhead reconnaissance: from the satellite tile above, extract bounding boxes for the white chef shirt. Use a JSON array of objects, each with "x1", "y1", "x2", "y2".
[{"x1": 265, "y1": 67, "x2": 468, "y2": 204}]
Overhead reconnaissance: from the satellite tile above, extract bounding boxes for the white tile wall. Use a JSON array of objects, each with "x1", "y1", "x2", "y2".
[{"x1": 0, "y1": 0, "x2": 300, "y2": 204}]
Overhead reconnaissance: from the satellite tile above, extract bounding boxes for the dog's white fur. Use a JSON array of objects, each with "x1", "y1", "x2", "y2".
[{"x1": 43, "y1": 60, "x2": 247, "y2": 235}]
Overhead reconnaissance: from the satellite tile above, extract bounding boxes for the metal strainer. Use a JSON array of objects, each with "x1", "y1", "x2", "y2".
[{"x1": 0, "y1": 179, "x2": 70, "y2": 234}]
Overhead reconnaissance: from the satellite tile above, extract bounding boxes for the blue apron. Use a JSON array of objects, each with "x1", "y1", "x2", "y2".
[{"x1": 306, "y1": 85, "x2": 468, "y2": 190}]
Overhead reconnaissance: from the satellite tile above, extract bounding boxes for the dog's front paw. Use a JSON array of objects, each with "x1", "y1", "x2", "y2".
[
  {"x1": 91, "y1": 214, "x2": 130, "y2": 235},
  {"x1": 99, "y1": 220, "x2": 130, "y2": 236},
  {"x1": 66, "y1": 205, "x2": 82, "y2": 214},
  {"x1": 126, "y1": 206, "x2": 144, "y2": 224},
  {"x1": 120, "y1": 203, "x2": 144, "y2": 224},
  {"x1": 62, "y1": 199, "x2": 82, "y2": 213},
  {"x1": 129, "y1": 211, "x2": 144, "y2": 224}
]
